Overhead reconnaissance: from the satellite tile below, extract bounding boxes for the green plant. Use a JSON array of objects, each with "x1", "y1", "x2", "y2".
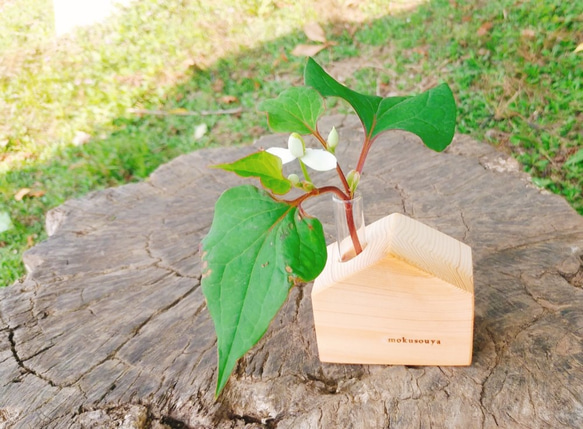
[
  {"x1": 201, "y1": 58, "x2": 457, "y2": 396},
  {"x1": 2, "y1": 0, "x2": 580, "y2": 288},
  {"x1": 1, "y1": 0, "x2": 399, "y2": 287}
]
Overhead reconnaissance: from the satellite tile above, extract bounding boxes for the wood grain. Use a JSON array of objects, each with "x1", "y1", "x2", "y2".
[
  {"x1": 0, "y1": 114, "x2": 582, "y2": 428},
  {"x1": 312, "y1": 213, "x2": 474, "y2": 366}
]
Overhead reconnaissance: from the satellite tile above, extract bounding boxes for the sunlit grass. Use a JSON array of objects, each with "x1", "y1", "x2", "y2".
[
  {"x1": 1, "y1": 0, "x2": 581, "y2": 286},
  {"x1": 0, "y1": 0, "x2": 418, "y2": 286}
]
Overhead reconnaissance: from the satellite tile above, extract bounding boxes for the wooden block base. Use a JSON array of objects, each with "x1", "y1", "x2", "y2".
[{"x1": 312, "y1": 213, "x2": 474, "y2": 366}]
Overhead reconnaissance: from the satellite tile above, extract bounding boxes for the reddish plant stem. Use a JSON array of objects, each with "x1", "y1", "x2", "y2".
[
  {"x1": 288, "y1": 185, "x2": 363, "y2": 257},
  {"x1": 288, "y1": 186, "x2": 347, "y2": 207},
  {"x1": 311, "y1": 128, "x2": 329, "y2": 149},
  {"x1": 307, "y1": 127, "x2": 367, "y2": 256},
  {"x1": 346, "y1": 125, "x2": 379, "y2": 256},
  {"x1": 335, "y1": 164, "x2": 351, "y2": 197},
  {"x1": 356, "y1": 136, "x2": 372, "y2": 174},
  {"x1": 343, "y1": 198, "x2": 363, "y2": 256},
  {"x1": 355, "y1": 139, "x2": 372, "y2": 174},
  {"x1": 355, "y1": 119, "x2": 376, "y2": 174}
]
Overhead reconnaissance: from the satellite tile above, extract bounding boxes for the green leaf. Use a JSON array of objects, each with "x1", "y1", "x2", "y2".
[
  {"x1": 201, "y1": 185, "x2": 327, "y2": 396},
  {"x1": 257, "y1": 86, "x2": 324, "y2": 134},
  {"x1": 213, "y1": 151, "x2": 292, "y2": 195},
  {"x1": 304, "y1": 58, "x2": 456, "y2": 151},
  {"x1": 304, "y1": 57, "x2": 382, "y2": 134},
  {"x1": 565, "y1": 148, "x2": 583, "y2": 166},
  {"x1": 374, "y1": 84, "x2": 456, "y2": 151}
]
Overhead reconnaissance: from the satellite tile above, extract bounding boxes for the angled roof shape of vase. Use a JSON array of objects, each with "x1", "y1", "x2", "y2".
[{"x1": 312, "y1": 213, "x2": 474, "y2": 366}]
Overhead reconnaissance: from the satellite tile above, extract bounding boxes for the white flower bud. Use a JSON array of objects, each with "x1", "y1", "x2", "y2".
[
  {"x1": 347, "y1": 170, "x2": 360, "y2": 194},
  {"x1": 287, "y1": 173, "x2": 300, "y2": 186},
  {"x1": 327, "y1": 126, "x2": 338, "y2": 152},
  {"x1": 288, "y1": 133, "x2": 305, "y2": 159}
]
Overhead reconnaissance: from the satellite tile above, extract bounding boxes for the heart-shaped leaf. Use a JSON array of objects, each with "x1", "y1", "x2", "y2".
[
  {"x1": 201, "y1": 185, "x2": 327, "y2": 396},
  {"x1": 213, "y1": 151, "x2": 292, "y2": 195},
  {"x1": 374, "y1": 83, "x2": 456, "y2": 151},
  {"x1": 258, "y1": 86, "x2": 324, "y2": 134},
  {"x1": 304, "y1": 58, "x2": 456, "y2": 151}
]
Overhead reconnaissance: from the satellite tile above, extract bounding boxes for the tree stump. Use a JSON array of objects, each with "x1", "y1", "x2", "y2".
[{"x1": 1, "y1": 115, "x2": 582, "y2": 428}]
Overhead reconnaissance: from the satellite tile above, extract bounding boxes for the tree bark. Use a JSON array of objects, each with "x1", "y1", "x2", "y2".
[{"x1": 1, "y1": 115, "x2": 582, "y2": 428}]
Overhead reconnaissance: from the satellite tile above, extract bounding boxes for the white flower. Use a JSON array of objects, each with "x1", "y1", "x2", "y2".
[{"x1": 266, "y1": 133, "x2": 337, "y2": 172}]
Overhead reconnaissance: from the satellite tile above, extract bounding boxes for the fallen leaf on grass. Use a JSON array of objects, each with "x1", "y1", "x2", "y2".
[
  {"x1": 477, "y1": 22, "x2": 493, "y2": 36},
  {"x1": 14, "y1": 188, "x2": 45, "y2": 201},
  {"x1": 292, "y1": 21, "x2": 334, "y2": 57},
  {"x1": 26, "y1": 235, "x2": 35, "y2": 248},
  {"x1": 14, "y1": 188, "x2": 31, "y2": 201},
  {"x1": 28, "y1": 190, "x2": 46, "y2": 198},
  {"x1": 219, "y1": 95, "x2": 239, "y2": 104},
  {"x1": 575, "y1": 43, "x2": 583, "y2": 53},
  {"x1": 272, "y1": 51, "x2": 289, "y2": 68},
  {"x1": 303, "y1": 22, "x2": 327, "y2": 43},
  {"x1": 291, "y1": 44, "x2": 329, "y2": 57}
]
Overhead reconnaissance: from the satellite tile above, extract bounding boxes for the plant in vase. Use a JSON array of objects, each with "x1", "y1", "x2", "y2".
[{"x1": 201, "y1": 58, "x2": 458, "y2": 396}]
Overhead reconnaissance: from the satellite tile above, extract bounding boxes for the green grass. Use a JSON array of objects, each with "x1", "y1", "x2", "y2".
[
  {"x1": 350, "y1": 0, "x2": 582, "y2": 206},
  {"x1": 1, "y1": 0, "x2": 582, "y2": 286}
]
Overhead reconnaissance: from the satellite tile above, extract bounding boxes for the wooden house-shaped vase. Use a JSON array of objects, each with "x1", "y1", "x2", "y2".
[{"x1": 312, "y1": 213, "x2": 474, "y2": 366}]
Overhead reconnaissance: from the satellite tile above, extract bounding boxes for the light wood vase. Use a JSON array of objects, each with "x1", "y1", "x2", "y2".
[{"x1": 312, "y1": 212, "x2": 474, "y2": 366}]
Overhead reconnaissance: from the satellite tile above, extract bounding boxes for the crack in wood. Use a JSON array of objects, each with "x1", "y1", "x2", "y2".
[
  {"x1": 144, "y1": 233, "x2": 202, "y2": 280},
  {"x1": 494, "y1": 231, "x2": 583, "y2": 255},
  {"x1": 394, "y1": 184, "x2": 411, "y2": 216},
  {"x1": 6, "y1": 327, "x2": 58, "y2": 389},
  {"x1": 227, "y1": 411, "x2": 281, "y2": 429},
  {"x1": 304, "y1": 372, "x2": 340, "y2": 395},
  {"x1": 111, "y1": 283, "x2": 199, "y2": 357},
  {"x1": 460, "y1": 210, "x2": 470, "y2": 242},
  {"x1": 478, "y1": 328, "x2": 503, "y2": 427},
  {"x1": 20, "y1": 281, "x2": 202, "y2": 395}
]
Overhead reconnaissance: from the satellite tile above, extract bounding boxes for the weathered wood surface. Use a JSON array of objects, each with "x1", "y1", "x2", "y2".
[{"x1": 1, "y1": 115, "x2": 582, "y2": 428}]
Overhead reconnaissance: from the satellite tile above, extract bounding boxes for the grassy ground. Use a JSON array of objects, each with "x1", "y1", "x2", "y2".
[{"x1": 1, "y1": 0, "x2": 582, "y2": 286}]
